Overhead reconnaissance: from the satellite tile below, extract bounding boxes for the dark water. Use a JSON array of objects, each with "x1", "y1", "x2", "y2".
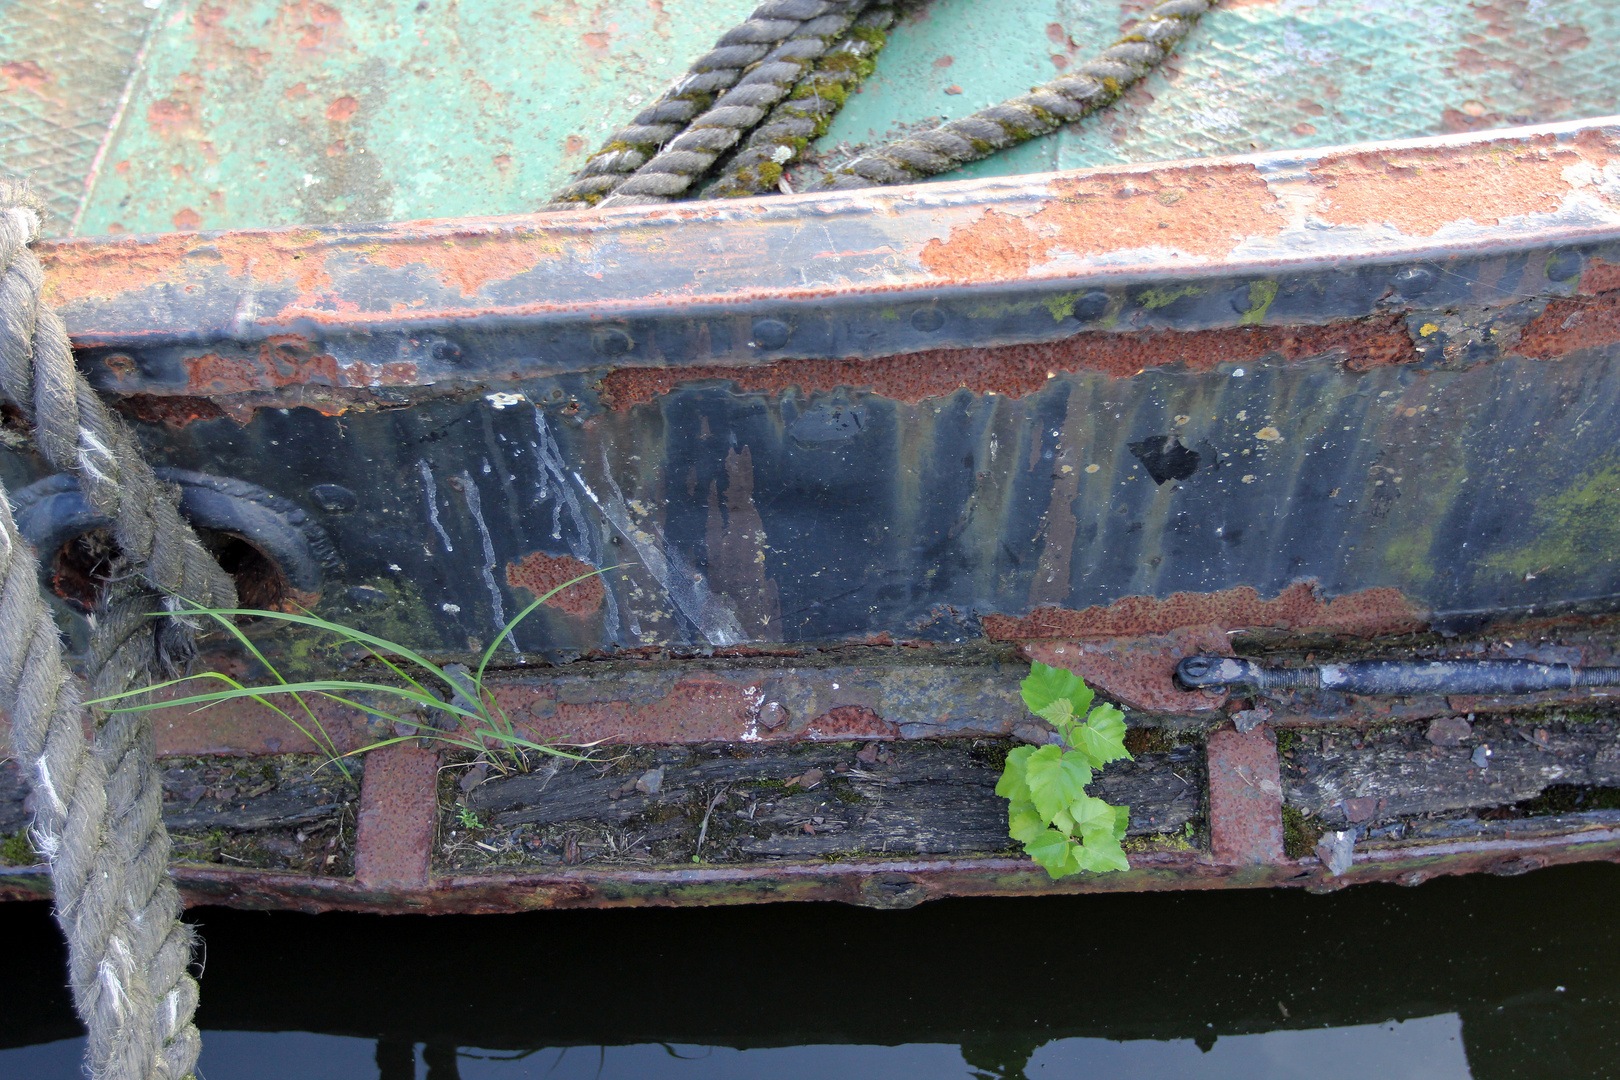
[{"x1": 3, "y1": 862, "x2": 1618, "y2": 1079}]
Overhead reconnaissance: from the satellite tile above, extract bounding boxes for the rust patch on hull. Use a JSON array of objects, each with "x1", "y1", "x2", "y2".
[
  {"x1": 601, "y1": 314, "x2": 1419, "y2": 408},
  {"x1": 1579, "y1": 258, "x2": 1620, "y2": 294},
  {"x1": 804, "y1": 705, "x2": 899, "y2": 740},
  {"x1": 983, "y1": 583, "x2": 1425, "y2": 640},
  {"x1": 115, "y1": 394, "x2": 228, "y2": 427},
  {"x1": 1022, "y1": 628, "x2": 1233, "y2": 713},
  {"x1": 505, "y1": 552, "x2": 605, "y2": 615},
  {"x1": 181, "y1": 343, "x2": 418, "y2": 396},
  {"x1": 1307, "y1": 137, "x2": 1581, "y2": 233},
  {"x1": 39, "y1": 225, "x2": 555, "y2": 309},
  {"x1": 354, "y1": 744, "x2": 440, "y2": 891},
  {"x1": 1519, "y1": 290, "x2": 1620, "y2": 359},
  {"x1": 919, "y1": 164, "x2": 1280, "y2": 279}
]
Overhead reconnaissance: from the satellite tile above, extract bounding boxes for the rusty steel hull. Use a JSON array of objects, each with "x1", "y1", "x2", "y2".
[
  {"x1": 7, "y1": 120, "x2": 1620, "y2": 658},
  {"x1": 6, "y1": 120, "x2": 1620, "y2": 912}
]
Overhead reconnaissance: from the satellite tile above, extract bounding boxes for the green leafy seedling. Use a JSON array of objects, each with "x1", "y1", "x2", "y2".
[{"x1": 996, "y1": 662, "x2": 1133, "y2": 879}]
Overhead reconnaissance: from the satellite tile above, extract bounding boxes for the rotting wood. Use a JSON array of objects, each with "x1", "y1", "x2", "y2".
[
  {"x1": 447, "y1": 739, "x2": 1204, "y2": 871},
  {"x1": 159, "y1": 755, "x2": 360, "y2": 875},
  {"x1": 1282, "y1": 719, "x2": 1620, "y2": 828}
]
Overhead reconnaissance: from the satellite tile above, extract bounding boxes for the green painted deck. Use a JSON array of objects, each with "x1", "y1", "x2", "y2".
[{"x1": 3, "y1": 0, "x2": 1619, "y2": 236}]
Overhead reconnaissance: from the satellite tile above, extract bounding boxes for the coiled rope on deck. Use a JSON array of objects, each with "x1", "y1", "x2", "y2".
[
  {"x1": 0, "y1": 184, "x2": 235, "y2": 1080},
  {"x1": 546, "y1": 0, "x2": 879, "y2": 208},
  {"x1": 820, "y1": 0, "x2": 1213, "y2": 188},
  {"x1": 547, "y1": 0, "x2": 1215, "y2": 205}
]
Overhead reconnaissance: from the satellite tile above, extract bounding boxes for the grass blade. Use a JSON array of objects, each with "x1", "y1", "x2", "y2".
[{"x1": 475, "y1": 566, "x2": 616, "y2": 687}]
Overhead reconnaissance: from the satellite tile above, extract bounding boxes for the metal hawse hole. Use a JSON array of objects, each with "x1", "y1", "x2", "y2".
[{"x1": 51, "y1": 527, "x2": 290, "y2": 615}]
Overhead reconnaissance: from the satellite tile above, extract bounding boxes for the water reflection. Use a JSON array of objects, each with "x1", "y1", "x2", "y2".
[
  {"x1": 356, "y1": 1016, "x2": 1471, "y2": 1080},
  {"x1": 3, "y1": 862, "x2": 1615, "y2": 1079}
]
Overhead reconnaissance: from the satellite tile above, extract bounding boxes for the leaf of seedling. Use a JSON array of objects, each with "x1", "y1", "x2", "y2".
[
  {"x1": 1070, "y1": 702, "x2": 1132, "y2": 766},
  {"x1": 1024, "y1": 827, "x2": 1080, "y2": 880},
  {"x1": 1023, "y1": 744, "x2": 1093, "y2": 823},
  {"x1": 1036, "y1": 699, "x2": 1074, "y2": 727},
  {"x1": 1020, "y1": 661, "x2": 1094, "y2": 720},
  {"x1": 1070, "y1": 794, "x2": 1122, "y2": 846},
  {"x1": 1074, "y1": 835, "x2": 1130, "y2": 874},
  {"x1": 1007, "y1": 800, "x2": 1046, "y2": 845},
  {"x1": 995, "y1": 745, "x2": 1036, "y2": 799}
]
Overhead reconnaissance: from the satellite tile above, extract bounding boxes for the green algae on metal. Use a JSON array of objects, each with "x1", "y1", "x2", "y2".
[{"x1": 1485, "y1": 460, "x2": 1620, "y2": 583}]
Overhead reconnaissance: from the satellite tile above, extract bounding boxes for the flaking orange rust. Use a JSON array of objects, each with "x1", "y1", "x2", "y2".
[
  {"x1": 918, "y1": 164, "x2": 1280, "y2": 279},
  {"x1": 505, "y1": 552, "x2": 605, "y2": 616},
  {"x1": 1307, "y1": 138, "x2": 1584, "y2": 234},
  {"x1": 1579, "y1": 257, "x2": 1620, "y2": 294},
  {"x1": 1520, "y1": 291, "x2": 1620, "y2": 359},
  {"x1": 599, "y1": 313, "x2": 1417, "y2": 408},
  {"x1": 181, "y1": 349, "x2": 417, "y2": 394},
  {"x1": 983, "y1": 582, "x2": 1424, "y2": 640}
]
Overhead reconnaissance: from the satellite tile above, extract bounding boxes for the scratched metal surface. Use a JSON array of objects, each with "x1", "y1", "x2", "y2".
[
  {"x1": 4, "y1": 0, "x2": 1617, "y2": 237},
  {"x1": 0, "y1": 0, "x2": 161, "y2": 230}
]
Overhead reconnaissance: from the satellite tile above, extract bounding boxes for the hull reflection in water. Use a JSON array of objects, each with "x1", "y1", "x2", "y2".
[
  {"x1": 0, "y1": 1018, "x2": 1474, "y2": 1080},
  {"x1": 3, "y1": 863, "x2": 1614, "y2": 1079}
]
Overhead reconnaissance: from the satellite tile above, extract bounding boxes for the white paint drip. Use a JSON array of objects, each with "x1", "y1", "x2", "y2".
[
  {"x1": 741, "y1": 684, "x2": 766, "y2": 742},
  {"x1": 455, "y1": 471, "x2": 510, "y2": 648},
  {"x1": 531, "y1": 409, "x2": 622, "y2": 642},
  {"x1": 418, "y1": 460, "x2": 453, "y2": 553}
]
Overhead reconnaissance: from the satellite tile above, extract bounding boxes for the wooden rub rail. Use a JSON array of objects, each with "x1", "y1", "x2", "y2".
[{"x1": 4, "y1": 705, "x2": 1620, "y2": 911}]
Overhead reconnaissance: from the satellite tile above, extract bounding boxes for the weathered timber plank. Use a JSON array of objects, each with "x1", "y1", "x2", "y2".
[
  {"x1": 1363, "y1": 809, "x2": 1620, "y2": 846},
  {"x1": 160, "y1": 755, "x2": 358, "y2": 833},
  {"x1": 1283, "y1": 720, "x2": 1620, "y2": 827},
  {"x1": 461, "y1": 740, "x2": 1202, "y2": 865},
  {"x1": 158, "y1": 755, "x2": 361, "y2": 875}
]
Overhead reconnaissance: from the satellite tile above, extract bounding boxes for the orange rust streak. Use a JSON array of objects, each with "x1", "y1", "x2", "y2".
[
  {"x1": 919, "y1": 165, "x2": 1279, "y2": 279},
  {"x1": 1307, "y1": 140, "x2": 1577, "y2": 234},
  {"x1": 361, "y1": 234, "x2": 556, "y2": 298},
  {"x1": 600, "y1": 314, "x2": 1418, "y2": 409},
  {"x1": 40, "y1": 231, "x2": 336, "y2": 304},
  {"x1": 983, "y1": 583, "x2": 1425, "y2": 640},
  {"x1": 39, "y1": 226, "x2": 558, "y2": 308},
  {"x1": 180, "y1": 347, "x2": 417, "y2": 395}
]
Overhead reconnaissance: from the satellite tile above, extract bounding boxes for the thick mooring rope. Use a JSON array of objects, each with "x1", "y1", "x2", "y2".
[
  {"x1": 704, "y1": 2, "x2": 900, "y2": 199},
  {"x1": 547, "y1": 0, "x2": 876, "y2": 208},
  {"x1": 820, "y1": 0, "x2": 1213, "y2": 188},
  {"x1": 0, "y1": 186, "x2": 234, "y2": 1080},
  {"x1": 547, "y1": 0, "x2": 1213, "y2": 206}
]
